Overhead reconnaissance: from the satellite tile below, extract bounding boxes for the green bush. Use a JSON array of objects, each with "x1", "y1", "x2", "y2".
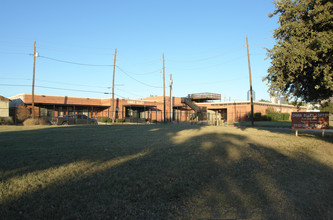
[
  {"x1": 261, "y1": 115, "x2": 271, "y2": 121},
  {"x1": 115, "y1": 118, "x2": 125, "y2": 123},
  {"x1": 254, "y1": 113, "x2": 262, "y2": 121},
  {"x1": 151, "y1": 120, "x2": 157, "y2": 123},
  {"x1": 0, "y1": 117, "x2": 14, "y2": 125},
  {"x1": 100, "y1": 117, "x2": 110, "y2": 123},
  {"x1": 265, "y1": 109, "x2": 290, "y2": 121}
]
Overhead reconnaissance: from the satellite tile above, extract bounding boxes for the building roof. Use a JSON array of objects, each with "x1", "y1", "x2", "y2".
[
  {"x1": 188, "y1": 93, "x2": 221, "y2": 101},
  {"x1": 0, "y1": 95, "x2": 10, "y2": 101},
  {"x1": 197, "y1": 100, "x2": 307, "y2": 109}
]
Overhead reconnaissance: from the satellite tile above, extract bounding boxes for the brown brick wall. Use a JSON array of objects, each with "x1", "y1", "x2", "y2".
[{"x1": 15, "y1": 94, "x2": 306, "y2": 122}]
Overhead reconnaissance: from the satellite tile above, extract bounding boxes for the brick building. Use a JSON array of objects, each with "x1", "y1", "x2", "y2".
[{"x1": 9, "y1": 93, "x2": 305, "y2": 123}]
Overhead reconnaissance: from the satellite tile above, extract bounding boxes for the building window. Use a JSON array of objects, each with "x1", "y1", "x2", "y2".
[
  {"x1": 68, "y1": 107, "x2": 73, "y2": 115},
  {"x1": 58, "y1": 107, "x2": 63, "y2": 116}
]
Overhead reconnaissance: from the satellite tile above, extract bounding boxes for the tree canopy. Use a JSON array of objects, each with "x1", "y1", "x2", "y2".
[{"x1": 265, "y1": 0, "x2": 333, "y2": 104}]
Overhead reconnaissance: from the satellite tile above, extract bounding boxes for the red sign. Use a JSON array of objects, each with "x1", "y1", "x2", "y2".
[{"x1": 292, "y1": 112, "x2": 329, "y2": 129}]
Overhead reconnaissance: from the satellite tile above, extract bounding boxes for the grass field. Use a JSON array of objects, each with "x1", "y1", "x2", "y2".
[
  {"x1": 234, "y1": 120, "x2": 293, "y2": 128},
  {"x1": 1, "y1": 124, "x2": 333, "y2": 219},
  {"x1": 234, "y1": 117, "x2": 333, "y2": 129}
]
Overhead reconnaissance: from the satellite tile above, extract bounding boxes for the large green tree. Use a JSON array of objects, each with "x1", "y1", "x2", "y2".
[{"x1": 266, "y1": 0, "x2": 333, "y2": 104}]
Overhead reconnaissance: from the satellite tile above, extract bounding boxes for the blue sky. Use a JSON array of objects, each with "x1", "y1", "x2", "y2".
[{"x1": 0, "y1": 0, "x2": 278, "y2": 101}]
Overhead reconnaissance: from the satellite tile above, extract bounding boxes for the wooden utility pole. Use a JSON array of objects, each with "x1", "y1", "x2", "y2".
[
  {"x1": 162, "y1": 53, "x2": 166, "y2": 124},
  {"x1": 170, "y1": 74, "x2": 173, "y2": 122},
  {"x1": 246, "y1": 36, "x2": 254, "y2": 127},
  {"x1": 111, "y1": 48, "x2": 117, "y2": 123},
  {"x1": 32, "y1": 41, "x2": 37, "y2": 119}
]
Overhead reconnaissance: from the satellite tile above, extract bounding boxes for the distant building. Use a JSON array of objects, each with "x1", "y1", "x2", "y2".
[
  {"x1": 0, "y1": 96, "x2": 10, "y2": 117},
  {"x1": 270, "y1": 95, "x2": 288, "y2": 105},
  {"x1": 9, "y1": 93, "x2": 305, "y2": 123},
  {"x1": 247, "y1": 90, "x2": 255, "y2": 101}
]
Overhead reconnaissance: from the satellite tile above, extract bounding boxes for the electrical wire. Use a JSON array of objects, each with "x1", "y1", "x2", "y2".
[
  {"x1": 37, "y1": 46, "x2": 114, "y2": 56},
  {"x1": 167, "y1": 47, "x2": 242, "y2": 63},
  {"x1": 167, "y1": 55, "x2": 247, "y2": 71},
  {"x1": 38, "y1": 55, "x2": 114, "y2": 67},
  {"x1": 0, "y1": 77, "x2": 115, "y2": 89},
  {"x1": 0, "y1": 52, "x2": 30, "y2": 55},
  {"x1": 115, "y1": 87, "x2": 145, "y2": 98},
  {"x1": 116, "y1": 66, "x2": 162, "y2": 89},
  {"x1": 0, "y1": 36, "x2": 115, "y2": 51},
  {"x1": 176, "y1": 77, "x2": 248, "y2": 86},
  {"x1": 117, "y1": 58, "x2": 161, "y2": 66},
  {"x1": 0, "y1": 77, "x2": 30, "y2": 81},
  {"x1": 0, "y1": 84, "x2": 126, "y2": 98},
  {"x1": 116, "y1": 68, "x2": 160, "y2": 75}
]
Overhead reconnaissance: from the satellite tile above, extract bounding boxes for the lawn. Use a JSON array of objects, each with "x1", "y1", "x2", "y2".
[
  {"x1": 234, "y1": 116, "x2": 333, "y2": 129},
  {"x1": 234, "y1": 120, "x2": 292, "y2": 128},
  {"x1": 0, "y1": 125, "x2": 333, "y2": 219}
]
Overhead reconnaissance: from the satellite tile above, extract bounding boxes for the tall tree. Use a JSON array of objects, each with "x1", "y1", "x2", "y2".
[{"x1": 265, "y1": 0, "x2": 333, "y2": 104}]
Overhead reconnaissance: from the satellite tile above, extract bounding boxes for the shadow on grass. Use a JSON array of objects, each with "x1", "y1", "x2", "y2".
[{"x1": 0, "y1": 125, "x2": 332, "y2": 219}]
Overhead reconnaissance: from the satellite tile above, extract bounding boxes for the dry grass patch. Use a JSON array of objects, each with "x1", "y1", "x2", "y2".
[
  {"x1": 23, "y1": 118, "x2": 49, "y2": 126},
  {"x1": 0, "y1": 125, "x2": 332, "y2": 219}
]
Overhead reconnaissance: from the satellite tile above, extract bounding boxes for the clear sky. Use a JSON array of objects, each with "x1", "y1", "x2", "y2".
[{"x1": 0, "y1": 0, "x2": 279, "y2": 101}]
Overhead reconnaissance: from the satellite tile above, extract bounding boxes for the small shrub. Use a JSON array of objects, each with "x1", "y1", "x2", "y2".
[
  {"x1": 23, "y1": 118, "x2": 50, "y2": 126},
  {"x1": 261, "y1": 115, "x2": 271, "y2": 121},
  {"x1": 116, "y1": 118, "x2": 125, "y2": 123},
  {"x1": 107, "y1": 118, "x2": 112, "y2": 123},
  {"x1": 16, "y1": 105, "x2": 30, "y2": 123},
  {"x1": 151, "y1": 120, "x2": 157, "y2": 123},
  {"x1": 23, "y1": 118, "x2": 38, "y2": 126},
  {"x1": 265, "y1": 108, "x2": 290, "y2": 121},
  {"x1": 0, "y1": 117, "x2": 14, "y2": 125},
  {"x1": 39, "y1": 118, "x2": 50, "y2": 125},
  {"x1": 100, "y1": 117, "x2": 108, "y2": 123},
  {"x1": 254, "y1": 112, "x2": 262, "y2": 121}
]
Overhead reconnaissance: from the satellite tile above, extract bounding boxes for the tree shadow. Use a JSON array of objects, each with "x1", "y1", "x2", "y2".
[
  {"x1": 0, "y1": 125, "x2": 201, "y2": 182},
  {"x1": 1, "y1": 125, "x2": 332, "y2": 219}
]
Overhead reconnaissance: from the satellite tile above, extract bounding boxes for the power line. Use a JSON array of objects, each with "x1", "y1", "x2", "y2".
[
  {"x1": 117, "y1": 58, "x2": 161, "y2": 66},
  {"x1": 0, "y1": 83, "x2": 125, "y2": 98},
  {"x1": 0, "y1": 51, "x2": 30, "y2": 55},
  {"x1": 0, "y1": 77, "x2": 30, "y2": 81},
  {"x1": 38, "y1": 55, "x2": 114, "y2": 67},
  {"x1": 36, "y1": 79, "x2": 114, "y2": 89},
  {"x1": 115, "y1": 87, "x2": 145, "y2": 98},
  {"x1": 116, "y1": 66, "x2": 162, "y2": 89},
  {"x1": 167, "y1": 47, "x2": 242, "y2": 63},
  {"x1": 0, "y1": 77, "x2": 115, "y2": 89},
  {"x1": 116, "y1": 68, "x2": 160, "y2": 75},
  {"x1": 167, "y1": 55, "x2": 247, "y2": 71},
  {"x1": 0, "y1": 37, "x2": 115, "y2": 51},
  {"x1": 37, "y1": 46, "x2": 114, "y2": 56},
  {"x1": 176, "y1": 77, "x2": 248, "y2": 86}
]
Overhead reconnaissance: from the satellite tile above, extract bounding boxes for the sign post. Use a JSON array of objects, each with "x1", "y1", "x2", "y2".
[{"x1": 291, "y1": 112, "x2": 329, "y2": 137}]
